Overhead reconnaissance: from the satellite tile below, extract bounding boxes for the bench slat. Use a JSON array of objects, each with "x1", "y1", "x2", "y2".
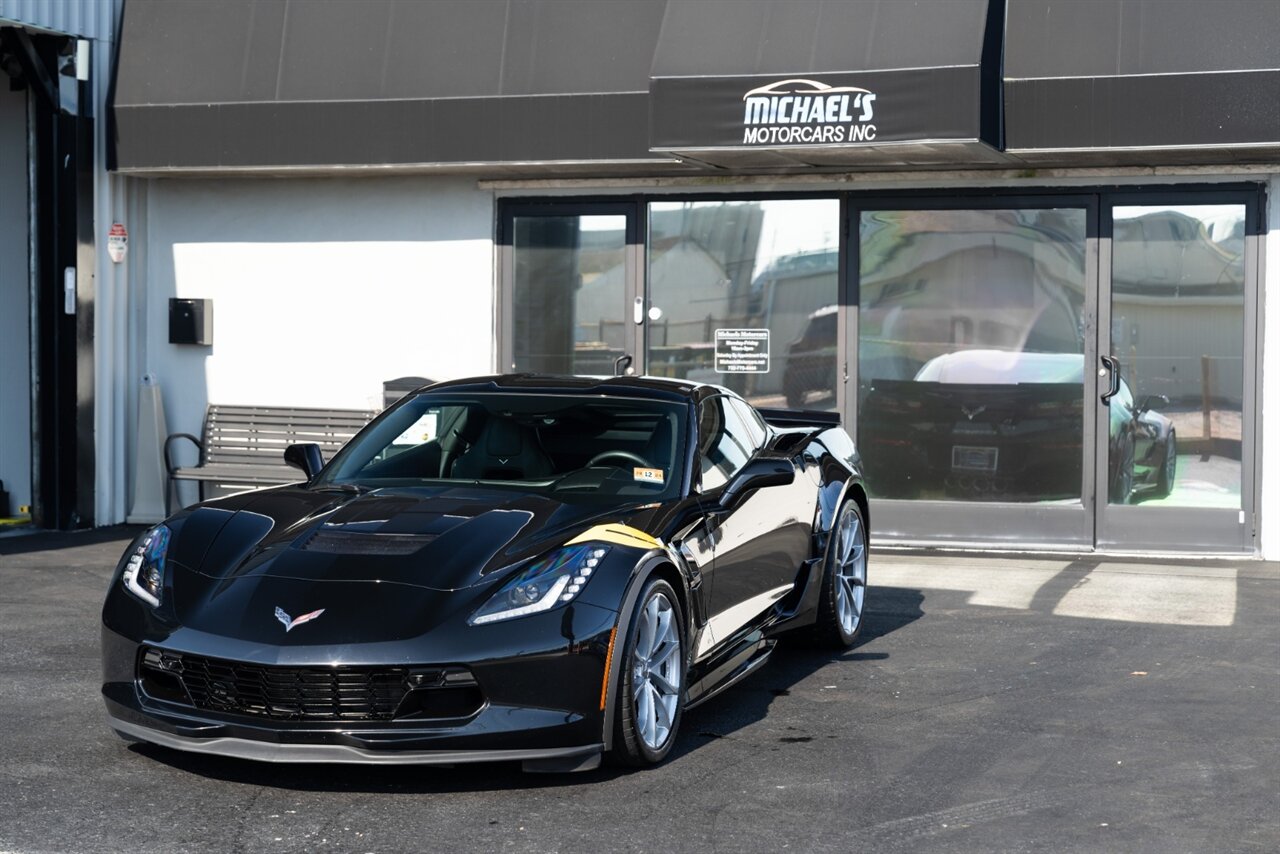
[{"x1": 169, "y1": 404, "x2": 378, "y2": 491}]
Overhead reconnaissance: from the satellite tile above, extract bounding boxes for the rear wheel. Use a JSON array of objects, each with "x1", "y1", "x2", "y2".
[
  {"x1": 808, "y1": 499, "x2": 868, "y2": 648},
  {"x1": 1155, "y1": 431, "x2": 1177, "y2": 498},
  {"x1": 610, "y1": 578, "x2": 685, "y2": 766}
]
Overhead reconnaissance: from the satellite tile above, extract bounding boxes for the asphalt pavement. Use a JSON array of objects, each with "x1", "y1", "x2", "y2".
[{"x1": 1, "y1": 527, "x2": 1277, "y2": 853}]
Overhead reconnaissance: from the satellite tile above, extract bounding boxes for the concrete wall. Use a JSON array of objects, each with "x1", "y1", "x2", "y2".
[
  {"x1": 0, "y1": 87, "x2": 30, "y2": 515},
  {"x1": 129, "y1": 176, "x2": 494, "y2": 503}
]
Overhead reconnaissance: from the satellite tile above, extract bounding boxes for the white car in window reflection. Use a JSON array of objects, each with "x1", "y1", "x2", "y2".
[{"x1": 861, "y1": 350, "x2": 1176, "y2": 503}]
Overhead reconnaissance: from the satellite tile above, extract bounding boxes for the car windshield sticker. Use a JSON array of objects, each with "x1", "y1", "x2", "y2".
[
  {"x1": 634, "y1": 467, "x2": 665, "y2": 485},
  {"x1": 391, "y1": 410, "x2": 439, "y2": 446}
]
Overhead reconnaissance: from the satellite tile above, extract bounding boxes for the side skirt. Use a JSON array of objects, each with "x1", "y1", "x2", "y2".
[{"x1": 685, "y1": 636, "x2": 775, "y2": 710}]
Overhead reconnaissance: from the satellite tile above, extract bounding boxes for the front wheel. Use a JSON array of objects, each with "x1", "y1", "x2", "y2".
[
  {"x1": 808, "y1": 499, "x2": 868, "y2": 648},
  {"x1": 610, "y1": 577, "x2": 686, "y2": 767}
]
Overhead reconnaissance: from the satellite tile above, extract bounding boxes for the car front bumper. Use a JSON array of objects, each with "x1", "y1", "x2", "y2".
[{"x1": 101, "y1": 598, "x2": 619, "y2": 770}]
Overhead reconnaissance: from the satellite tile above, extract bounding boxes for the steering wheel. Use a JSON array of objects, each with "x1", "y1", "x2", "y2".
[{"x1": 586, "y1": 450, "x2": 650, "y2": 469}]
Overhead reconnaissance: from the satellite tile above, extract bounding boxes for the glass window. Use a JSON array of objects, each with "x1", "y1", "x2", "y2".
[
  {"x1": 1109, "y1": 204, "x2": 1246, "y2": 508},
  {"x1": 512, "y1": 215, "x2": 627, "y2": 374},
  {"x1": 647, "y1": 199, "x2": 840, "y2": 410},
  {"x1": 698, "y1": 396, "x2": 756, "y2": 490},
  {"x1": 858, "y1": 208, "x2": 1088, "y2": 503}
]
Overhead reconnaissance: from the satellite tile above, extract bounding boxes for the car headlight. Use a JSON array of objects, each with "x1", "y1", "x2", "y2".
[
  {"x1": 470, "y1": 544, "x2": 609, "y2": 625},
  {"x1": 122, "y1": 525, "x2": 171, "y2": 608}
]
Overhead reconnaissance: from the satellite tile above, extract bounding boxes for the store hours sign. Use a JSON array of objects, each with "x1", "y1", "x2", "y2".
[{"x1": 715, "y1": 329, "x2": 770, "y2": 374}]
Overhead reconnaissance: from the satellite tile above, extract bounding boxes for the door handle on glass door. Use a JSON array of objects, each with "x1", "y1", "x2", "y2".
[
  {"x1": 1099, "y1": 355, "x2": 1120, "y2": 405},
  {"x1": 634, "y1": 296, "x2": 644, "y2": 325}
]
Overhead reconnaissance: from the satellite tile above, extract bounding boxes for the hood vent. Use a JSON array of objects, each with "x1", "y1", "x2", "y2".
[{"x1": 296, "y1": 529, "x2": 437, "y2": 556}]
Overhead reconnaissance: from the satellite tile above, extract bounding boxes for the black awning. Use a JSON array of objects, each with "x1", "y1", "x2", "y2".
[
  {"x1": 1004, "y1": 0, "x2": 1280, "y2": 162},
  {"x1": 112, "y1": 0, "x2": 686, "y2": 174},
  {"x1": 647, "y1": 0, "x2": 1007, "y2": 169}
]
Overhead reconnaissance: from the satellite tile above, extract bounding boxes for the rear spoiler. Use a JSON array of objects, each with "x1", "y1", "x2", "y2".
[{"x1": 757, "y1": 408, "x2": 841, "y2": 429}]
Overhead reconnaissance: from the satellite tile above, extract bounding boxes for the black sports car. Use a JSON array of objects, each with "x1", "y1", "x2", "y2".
[{"x1": 102, "y1": 375, "x2": 868, "y2": 771}]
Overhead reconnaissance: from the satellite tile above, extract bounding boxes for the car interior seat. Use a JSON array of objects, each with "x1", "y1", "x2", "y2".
[{"x1": 450, "y1": 416, "x2": 554, "y2": 480}]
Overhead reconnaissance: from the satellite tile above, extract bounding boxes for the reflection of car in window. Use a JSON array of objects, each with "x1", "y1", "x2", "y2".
[
  {"x1": 783, "y1": 305, "x2": 838, "y2": 407},
  {"x1": 861, "y1": 350, "x2": 1175, "y2": 503}
]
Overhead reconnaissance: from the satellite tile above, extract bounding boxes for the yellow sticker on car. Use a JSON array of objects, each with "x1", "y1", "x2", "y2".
[{"x1": 633, "y1": 467, "x2": 665, "y2": 485}]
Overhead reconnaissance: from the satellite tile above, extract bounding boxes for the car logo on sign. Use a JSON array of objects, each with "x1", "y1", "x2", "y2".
[{"x1": 274, "y1": 606, "x2": 325, "y2": 632}]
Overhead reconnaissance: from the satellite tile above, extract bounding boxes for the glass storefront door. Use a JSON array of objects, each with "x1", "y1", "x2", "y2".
[
  {"x1": 500, "y1": 205, "x2": 640, "y2": 376},
  {"x1": 646, "y1": 199, "x2": 842, "y2": 411},
  {"x1": 1095, "y1": 199, "x2": 1257, "y2": 551},
  {"x1": 851, "y1": 193, "x2": 1258, "y2": 552},
  {"x1": 855, "y1": 202, "x2": 1097, "y2": 547},
  {"x1": 500, "y1": 188, "x2": 1260, "y2": 553}
]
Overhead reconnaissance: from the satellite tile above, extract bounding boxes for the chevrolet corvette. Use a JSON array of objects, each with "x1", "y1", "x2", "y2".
[{"x1": 102, "y1": 375, "x2": 868, "y2": 771}]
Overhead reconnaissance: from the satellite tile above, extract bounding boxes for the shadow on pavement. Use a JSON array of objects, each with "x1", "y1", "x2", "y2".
[
  {"x1": 0, "y1": 524, "x2": 143, "y2": 556},
  {"x1": 124, "y1": 585, "x2": 925, "y2": 792},
  {"x1": 671, "y1": 585, "x2": 923, "y2": 754}
]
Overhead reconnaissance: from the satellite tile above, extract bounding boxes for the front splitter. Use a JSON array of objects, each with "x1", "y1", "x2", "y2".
[{"x1": 107, "y1": 714, "x2": 603, "y2": 772}]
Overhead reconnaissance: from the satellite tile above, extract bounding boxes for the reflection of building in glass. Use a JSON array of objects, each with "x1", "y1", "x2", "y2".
[
  {"x1": 858, "y1": 209, "x2": 1088, "y2": 386},
  {"x1": 638, "y1": 200, "x2": 839, "y2": 406},
  {"x1": 512, "y1": 216, "x2": 629, "y2": 375},
  {"x1": 1112, "y1": 207, "x2": 1246, "y2": 412}
]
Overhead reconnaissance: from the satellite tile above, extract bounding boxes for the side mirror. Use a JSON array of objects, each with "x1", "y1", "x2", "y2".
[
  {"x1": 284, "y1": 443, "x2": 324, "y2": 479},
  {"x1": 720, "y1": 454, "x2": 796, "y2": 506},
  {"x1": 1138, "y1": 394, "x2": 1170, "y2": 414}
]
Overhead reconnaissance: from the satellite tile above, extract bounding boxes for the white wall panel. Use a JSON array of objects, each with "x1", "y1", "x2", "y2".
[
  {"x1": 1260, "y1": 176, "x2": 1279, "y2": 560},
  {"x1": 138, "y1": 176, "x2": 494, "y2": 502}
]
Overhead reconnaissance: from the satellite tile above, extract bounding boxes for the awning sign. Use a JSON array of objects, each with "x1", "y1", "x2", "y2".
[
  {"x1": 650, "y1": 67, "x2": 985, "y2": 152},
  {"x1": 107, "y1": 223, "x2": 128, "y2": 263},
  {"x1": 715, "y1": 328, "x2": 770, "y2": 373}
]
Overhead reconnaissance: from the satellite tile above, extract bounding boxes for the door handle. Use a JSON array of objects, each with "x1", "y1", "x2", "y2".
[
  {"x1": 614, "y1": 353, "x2": 634, "y2": 376},
  {"x1": 1099, "y1": 355, "x2": 1120, "y2": 405},
  {"x1": 633, "y1": 296, "x2": 644, "y2": 325}
]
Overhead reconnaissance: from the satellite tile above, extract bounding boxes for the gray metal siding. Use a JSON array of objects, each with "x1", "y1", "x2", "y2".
[{"x1": 0, "y1": 0, "x2": 118, "y2": 40}]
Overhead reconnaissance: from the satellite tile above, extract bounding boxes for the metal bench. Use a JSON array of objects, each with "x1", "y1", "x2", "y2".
[{"x1": 164, "y1": 405, "x2": 378, "y2": 511}]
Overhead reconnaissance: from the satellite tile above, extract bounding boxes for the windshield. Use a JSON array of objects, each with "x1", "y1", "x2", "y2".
[{"x1": 319, "y1": 392, "x2": 689, "y2": 501}]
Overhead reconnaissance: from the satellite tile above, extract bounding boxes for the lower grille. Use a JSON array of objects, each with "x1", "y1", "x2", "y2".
[{"x1": 139, "y1": 649, "x2": 481, "y2": 723}]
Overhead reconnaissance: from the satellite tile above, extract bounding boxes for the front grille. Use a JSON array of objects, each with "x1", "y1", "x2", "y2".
[{"x1": 139, "y1": 649, "x2": 485, "y2": 723}]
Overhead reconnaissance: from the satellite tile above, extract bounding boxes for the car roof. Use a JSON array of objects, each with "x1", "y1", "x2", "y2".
[{"x1": 417, "y1": 374, "x2": 722, "y2": 403}]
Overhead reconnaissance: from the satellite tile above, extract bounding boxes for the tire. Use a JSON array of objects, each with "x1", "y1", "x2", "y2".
[
  {"x1": 610, "y1": 577, "x2": 686, "y2": 767},
  {"x1": 1111, "y1": 435, "x2": 1135, "y2": 504},
  {"x1": 1155, "y1": 430, "x2": 1177, "y2": 498},
  {"x1": 808, "y1": 499, "x2": 868, "y2": 648}
]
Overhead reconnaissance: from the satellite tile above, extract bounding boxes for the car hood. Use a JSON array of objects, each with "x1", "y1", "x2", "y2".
[{"x1": 167, "y1": 484, "x2": 657, "y2": 594}]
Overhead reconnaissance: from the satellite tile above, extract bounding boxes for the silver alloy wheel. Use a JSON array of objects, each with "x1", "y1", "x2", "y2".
[
  {"x1": 833, "y1": 504, "x2": 867, "y2": 637},
  {"x1": 631, "y1": 590, "x2": 681, "y2": 750}
]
